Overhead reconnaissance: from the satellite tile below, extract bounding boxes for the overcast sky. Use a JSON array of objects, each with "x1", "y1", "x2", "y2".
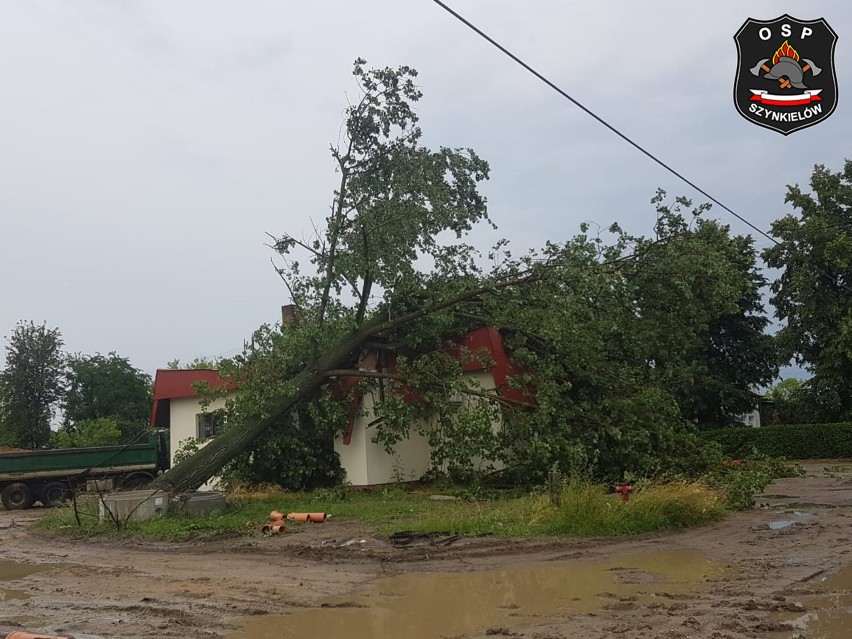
[{"x1": 1, "y1": 1, "x2": 849, "y2": 378}]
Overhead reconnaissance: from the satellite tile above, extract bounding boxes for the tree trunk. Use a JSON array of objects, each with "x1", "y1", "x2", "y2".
[{"x1": 150, "y1": 319, "x2": 381, "y2": 492}]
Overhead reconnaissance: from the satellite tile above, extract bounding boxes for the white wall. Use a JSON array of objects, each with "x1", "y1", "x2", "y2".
[
  {"x1": 335, "y1": 391, "x2": 434, "y2": 487},
  {"x1": 168, "y1": 394, "x2": 233, "y2": 491},
  {"x1": 334, "y1": 370, "x2": 505, "y2": 486},
  {"x1": 740, "y1": 408, "x2": 761, "y2": 428},
  {"x1": 168, "y1": 394, "x2": 231, "y2": 465}
]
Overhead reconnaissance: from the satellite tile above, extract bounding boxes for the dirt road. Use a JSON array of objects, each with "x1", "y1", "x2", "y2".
[{"x1": 2, "y1": 463, "x2": 851, "y2": 639}]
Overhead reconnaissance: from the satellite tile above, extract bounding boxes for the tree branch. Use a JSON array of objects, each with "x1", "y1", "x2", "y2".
[
  {"x1": 266, "y1": 231, "x2": 323, "y2": 258},
  {"x1": 356, "y1": 223, "x2": 373, "y2": 324},
  {"x1": 319, "y1": 135, "x2": 355, "y2": 326},
  {"x1": 325, "y1": 369, "x2": 402, "y2": 380}
]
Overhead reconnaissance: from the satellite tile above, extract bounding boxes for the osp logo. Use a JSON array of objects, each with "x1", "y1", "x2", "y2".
[{"x1": 734, "y1": 15, "x2": 838, "y2": 135}]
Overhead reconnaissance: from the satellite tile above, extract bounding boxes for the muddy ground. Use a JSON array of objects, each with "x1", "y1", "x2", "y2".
[{"x1": 2, "y1": 462, "x2": 852, "y2": 639}]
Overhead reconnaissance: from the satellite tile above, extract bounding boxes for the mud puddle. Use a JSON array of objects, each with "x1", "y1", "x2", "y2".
[
  {"x1": 0, "y1": 588, "x2": 30, "y2": 602},
  {"x1": 227, "y1": 550, "x2": 722, "y2": 639},
  {"x1": 0, "y1": 559, "x2": 48, "y2": 602},
  {"x1": 774, "y1": 562, "x2": 852, "y2": 637}
]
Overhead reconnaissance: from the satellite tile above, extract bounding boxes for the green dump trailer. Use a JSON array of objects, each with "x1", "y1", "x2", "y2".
[{"x1": 0, "y1": 431, "x2": 170, "y2": 510}]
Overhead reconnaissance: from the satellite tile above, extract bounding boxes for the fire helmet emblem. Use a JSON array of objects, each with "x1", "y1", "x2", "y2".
[{"x1": 734, "y1": 15, "x2": 838, "y2": 134}]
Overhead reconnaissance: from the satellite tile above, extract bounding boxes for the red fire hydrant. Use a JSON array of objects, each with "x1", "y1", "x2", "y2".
[{"x1": 615, "y1": 484, "x2": 633, "y2": 502}]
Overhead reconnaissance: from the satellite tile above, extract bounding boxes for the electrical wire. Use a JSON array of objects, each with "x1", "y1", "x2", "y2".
[{"x1": 429, "y1": 0, "x2": 783, "y2": 248}]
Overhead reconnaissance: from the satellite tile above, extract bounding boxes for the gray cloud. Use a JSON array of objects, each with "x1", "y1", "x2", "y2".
[{"x1": 0, "y1": 0, "x2": 848, "y2": 376}]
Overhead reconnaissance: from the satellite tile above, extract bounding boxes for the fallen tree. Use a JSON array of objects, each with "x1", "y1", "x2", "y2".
[
  {"x1": 151, "y1": 273, "x2": 540, "y2": 492},
  {"x1": 153, "y1": 59, "x2": 777, "y2": 492}
]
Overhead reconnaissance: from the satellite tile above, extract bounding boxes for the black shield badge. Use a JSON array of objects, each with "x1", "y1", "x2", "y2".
[{"x1": 734, "y1": 15, "x2": 838, "y2": 135}]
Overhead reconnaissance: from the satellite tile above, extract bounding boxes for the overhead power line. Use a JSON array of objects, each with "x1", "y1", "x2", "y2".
[{"x1": 430, "y1": 0, "x2": 782, "y2": 248}]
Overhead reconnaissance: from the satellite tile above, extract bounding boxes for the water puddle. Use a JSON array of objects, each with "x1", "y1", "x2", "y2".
[
  {"x1": 0, "y1": 559, "x2": 48, "y2": 603},
  {"x1": 773, "y1": 562, "x2": 852, "y2": 637},
  {"x1": 226, "y1": 550, "x2": 722, "y2": 639},
  {"x1": 0, "y1": 588, "x2": 31, "y2": 602}
]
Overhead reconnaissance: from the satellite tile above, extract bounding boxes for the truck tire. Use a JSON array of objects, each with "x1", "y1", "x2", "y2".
[
  {"x1": 41, "y1": 481, "x2": 70, "y2": 508},
  {"x1": 2, "y1": 482, "x2": 35, "y2": 510}
]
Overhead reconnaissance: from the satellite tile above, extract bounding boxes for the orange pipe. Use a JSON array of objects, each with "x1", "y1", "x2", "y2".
[
  {"x1": 5, "y1": 633, "x2": 78, "y2": 639},
  {"x1": 269, "y1": 510, "x2": 284, "y2": 521},
  {"x1": 261, "y1": 520, "x2": 286, "y2": 534},
  {"x1": 287, "y1": 512, "x2": 327, "y2": 523}
]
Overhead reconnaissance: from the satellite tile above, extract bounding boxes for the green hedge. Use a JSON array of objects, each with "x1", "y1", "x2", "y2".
[{"x1": 705, "y1": 422, "x2": 852, "y2": 459}]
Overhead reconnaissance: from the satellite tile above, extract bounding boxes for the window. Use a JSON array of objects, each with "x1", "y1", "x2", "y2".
[{"x1": 196, "y1": 411, "x2": 222, "y2": 439}]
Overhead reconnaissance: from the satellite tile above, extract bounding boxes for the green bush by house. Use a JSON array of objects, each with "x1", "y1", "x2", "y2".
[{"x1": 705, "y1": 422, "x2": 852, "y2": 459}]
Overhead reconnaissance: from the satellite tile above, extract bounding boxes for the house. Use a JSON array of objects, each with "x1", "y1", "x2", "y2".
[
  {"x1": 150, "y1": 326, "x2": 532, "y2": 487},
  {"x1": 149, "y1": 369, "x2": 236, "y2": 471},
  {"x1": 736, "y1": 386, "x2": 766, "y2": 428},
  {"x1": 739, "y1": 408, "x2": 761, "y2": 428}
]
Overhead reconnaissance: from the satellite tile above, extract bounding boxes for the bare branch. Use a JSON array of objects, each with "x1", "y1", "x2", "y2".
[
  {"x1": 318, "y1": 135, "x2": 355, "y2": 326},
  {"x1": 270, "y1": 257, "x2": 298, "y2": 303}
]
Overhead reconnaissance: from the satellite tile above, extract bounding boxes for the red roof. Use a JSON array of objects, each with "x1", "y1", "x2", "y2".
[
  {"x1": 149, "y1": 369, "x2": 236, "y2": 428},
  {"x1": 152, "y1": 369, "x2": 233, "y2": 401}
]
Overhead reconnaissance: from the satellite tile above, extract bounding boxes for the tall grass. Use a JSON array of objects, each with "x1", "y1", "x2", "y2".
[{"x1": 386, "y1": 481, "x2": 725, "y2": 537}]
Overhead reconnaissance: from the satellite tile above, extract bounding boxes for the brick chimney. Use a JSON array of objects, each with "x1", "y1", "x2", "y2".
[{"x1": 281, "y1": 304, "x2": 297, "y2": 326}]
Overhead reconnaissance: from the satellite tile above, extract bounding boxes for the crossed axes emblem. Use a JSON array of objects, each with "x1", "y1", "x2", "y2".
[{"x1": 750, "y1": 56, "x2": 822, "y2": 90}]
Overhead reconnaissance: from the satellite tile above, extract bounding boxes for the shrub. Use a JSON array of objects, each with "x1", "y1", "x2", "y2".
[
  {"x1": 51, "y1": 418, "x2": 122, "y2": 448},
  {"x1": 705, "y1": 456, "x2": 804, "y2": 510},
  {"x1": 714, "y1": 468, "x2": 772, "y2": 510},
  {"x1": 704, "y1": 422, "x2": 852, "y2": 459}
]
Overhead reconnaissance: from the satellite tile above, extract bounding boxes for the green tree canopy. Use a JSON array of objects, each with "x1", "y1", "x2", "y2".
[
  {"x1": 0, "y1": 321, "x2": 66, "y2": 449},
  {"x1": 51, "y1": 417, "x2": 122, "y2": 449},
  {"x1": 625, "y1": 193, "x2": 777, "y2": 427},
  {"x1": 768, "y1": 378, "x2": 802, "y2": 402},
  {"x1": 167, "y1": 357, "x2": 221, "y2": 370},
  {"x1": 63, "y1": 352, "x2": 152, "y2": 442},
  {"x1": 763, "y1": 160, "x2": 852, "y2": 417},
  {"x1": 453, "y1": 193, "x2": 777, "y2": 480}
]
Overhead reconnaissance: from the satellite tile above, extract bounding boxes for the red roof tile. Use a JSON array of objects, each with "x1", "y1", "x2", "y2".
[{"x1": 152, "y1": 369, "x2": 233, "y2": 401}]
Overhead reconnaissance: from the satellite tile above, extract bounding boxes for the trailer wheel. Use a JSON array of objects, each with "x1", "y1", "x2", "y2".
[
  {"x1": 41, "y1": 481, "x2": 70, "y2": 508},
  {"x1": 2, "y1": 482, "x2": 35, "y2": 510}
]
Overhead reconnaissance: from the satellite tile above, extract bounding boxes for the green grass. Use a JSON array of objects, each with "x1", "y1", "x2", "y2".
[
  {"x1": 34, "y1": 481, "x2": 726, "y2": 541},
  {"x1": 392, "y1": 481, "x2": 726, "y2": 537}
]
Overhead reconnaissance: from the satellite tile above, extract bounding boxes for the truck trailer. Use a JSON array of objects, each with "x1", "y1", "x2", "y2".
[{"x1": 0, "y1": 432, "x2": 169, "y2": 510}]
